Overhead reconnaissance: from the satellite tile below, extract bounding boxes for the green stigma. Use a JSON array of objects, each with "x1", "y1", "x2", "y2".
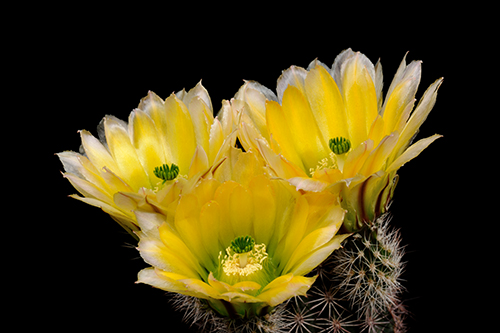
[
  {"x1": 153, "y1": 163, "x2": 179, "y2": 183},
  {"x1": 230, "y1": 236, "x2": 255, "y2": 254},
  {"x1": 329, "y1": 137, "x2": 351, "y2": 155}
]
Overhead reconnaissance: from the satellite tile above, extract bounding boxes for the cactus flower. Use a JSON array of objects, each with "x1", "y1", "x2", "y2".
[
  {"x1": 135, "y1": 150, "x2": 349, "y2": 319},
  {"x1": 57, "y1": 82, "x2": 234, "y2": 236},
  {"x1": 235, "y1": 49, "x2": 442, "y2": 232}
]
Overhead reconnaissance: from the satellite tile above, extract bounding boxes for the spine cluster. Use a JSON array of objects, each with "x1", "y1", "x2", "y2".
[{"x1": 170, "y1": 214, "x2": 407, "y2": 333}]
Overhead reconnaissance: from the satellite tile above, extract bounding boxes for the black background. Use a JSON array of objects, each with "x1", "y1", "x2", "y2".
[{"x1": 15, "y1": 5, "x2": 479, "y2": 332}]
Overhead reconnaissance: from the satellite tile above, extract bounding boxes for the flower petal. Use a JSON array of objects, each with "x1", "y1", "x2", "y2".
[
  {"x1": 343, "y1": 139, "x2": 374, "y2": 179},
  {"x1": 209, "y1": 118, "x2": 224, "y2": 164},
  {"x1": 136, "y1": 267, "x2": 188, "y2": 293},
  {"x1": 158, "y1": 221, "x2": 205, "y2": 278},
  {"x1": 288, "y1": 233, "x2": 350, "y2": 277},
  {"x1": 358, "y1": 133, "x2": 399, "y2": 176},
  {"x1": 381, "y1": 61, "x2": 421, "y2": 133},
  {"x1": 129, "y1": 109, "x2": 165, "y2": 186},
  {"x1": 277, "y1": 65, "x2": 308, "y2": 103},
  {"x1": 288, "y1": 176, "x2": 329, "y2": 192},
  {"x1": 63, "y1": 172, "x2": 111, "y2": 203},
  {"x1": 258, "y1": 274, "x2": 316, "y2": 307},
  {"x1": 387, "y1": 134, "x2": 442, "y2": 173},
  {"x1": 235, "y1": 81, "x2": 274, "y2": 142},
  {"x1": 80, "y1": 129, "x2": 118, "y2": 173},
  {"x1": 137, "y1": 91, "x2": 172, "y2": 163},
  {"x1": 340, "y1": 53, "x2": 378, "y2": 148},
  {"x1": 305, "y1": 64, "x2": 348, "y2": 141},
  {"x1": 396, "y1": 78, "x2": 443, "y2": 155},
  {"x1": 164, "y1": 94, "x2": 197, "y2": 173},
  {"x1": 255, "y1": 138, "x2": 306, "y2": 179},
  {"x1": 283, "y1": 206, "x2": 345, "y2": 276},
  {"x1": 188, "y1": 145, "x2": 209, "y2": 178},
  {"x1": 281, "y1": 85, "x2": 330, "y2": 172},
  {"x1": 104, "y1": 116, "x2": 149, "y2": 191},
  {"x1": 265, "y1": 100, "x2": 305, "y2": 170},
  {"x1": 185, "y1": 96, "x2": 212, "y2": 154},
  {"x1": 274, "y1": 196, "x2": 309, "y2": 266},
  {"x1": 249, "y1": 175, "x2": 276, "y2": 246},
  {"x1": 179, "y1": 277, "x2": 222, "y2": 299}
]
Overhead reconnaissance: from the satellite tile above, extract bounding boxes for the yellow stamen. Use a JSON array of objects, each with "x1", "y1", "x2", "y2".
[{"x1": 221, "y1": 243, "x2": 268, "y2": 277}]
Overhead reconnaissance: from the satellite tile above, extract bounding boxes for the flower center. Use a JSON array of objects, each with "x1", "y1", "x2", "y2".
[
  {"x1": 221, "y1": 236, "x2": 268, "y2": 276},
  {"x1": 153, "y1": 163, "x2": 179, "y2": 184},
  {"x1": 329, "y1": 137, "x2": 351, "y2": 155}
]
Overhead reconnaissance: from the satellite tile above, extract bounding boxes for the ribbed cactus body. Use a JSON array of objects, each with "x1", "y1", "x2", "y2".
[
  {"x1": 169, "y1": 214, "x2": 407, "y2": 333},
  {"x1": 331, "y1": 215, "x2": 406, "y2": 326}
]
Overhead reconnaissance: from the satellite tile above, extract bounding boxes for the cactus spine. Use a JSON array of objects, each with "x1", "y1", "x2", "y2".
[{"x1": 169, "y1": 214, "x2": 407, "y2": 332}]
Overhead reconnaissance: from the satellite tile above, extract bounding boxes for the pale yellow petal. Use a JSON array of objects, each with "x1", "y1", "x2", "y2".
[
  {"x1": 69, "y1": 195, "x2": 137, "y2": 232},
  {"x1": 238, "y1": 121, "x2": 262, "y2": 157},
  {"x1": 57, "y1": 151, "x2": 86, "y2": 178},
  {"x1": 137, "y1": 91, "x2": 173, "y2": 165},
  {"x1": 136, "y1": 267, "x2": 188, "y2": 293},
  {"x1": 138, "y1": 228, "x2": 199, "y2": 276},
  {"x1": 277, "y1": 65, "x2": 308, "y2": 103},
  {"x1": 129, "y1": 109, "x2": 164, "y2": 186},
  {"x1": 258, "y1": 274, "x2": 316, "y2": 307},
  {"x1": 383, "y1": 78, "x2": 419, "y2": 134},
  {"x1": 181, "y1": 81, "x2": 213, "y2": 117},
  {"x1": 343, "y1": 139, "x2": 374, "y2": 178},
  {"x1": 186, "y1": 96, "x2": 211, "y2": 153},
  {"x1": 229, "y1": 184, "x2": 253, "y2": 237},
  {"x1": 387, "y1": 134, "x2": 442, "y2": 173},
  {"x1": 395, "y1": 78, "x2": 443, "y2": 156},
  {"x1": 287, "y1": 177, "x2": 329, "y2": 192},
  {"x1": 213, "y1": 181, "x2": 240, "y2": 244},
  {"x1": 100, "y1": 167, "x2": 134, "y2": 193},
  {"x1": 199, "y1": 201, "x2": 223, "y2": 263},
  {"x1": 358, "y1": 133, "x2": 399, "y2": 176},
  {"x1": 174, "y1": 194, "x2": 209, "y2": 267},
  {"x1": 305, "y1": 64, "x2": 348, "y2": 141},
  {"x1": 236, "y1": 81, "x2": 271, "y2": 142},
  {"x1": 67, "y1": 152, "x2": 115, "y2": 194},
  {"x1": 233, "y1": 281, "x2": 262, "y2": 292},
  {"x1": 275, "y1": 196, "x2": 309, "y2": 265},
  {"x1": 230, "y1": 148, "x2": 263, "y2": 187},
  {"x1": 255, "y1": 139, "x2": 306, "y2": 179},
  {"x1": 341, "y1": 53, "x2": 379, "y2": 148},
  {"x1": 208, "y1": 119, "x2": 224, "y2": 164},
  {"x1": 164, "y1": 94, "x2": 197, "y2": 173},
  {"x1": 188, "y1": 145, "x2": 209, "y2": 178},
  {"x1": 63, "y1": 172, "x2": 112, "y2": 203},
  {"x1": 367, "y1": 115, "x2": 385, "y2": 147},
  {"x1": 104, "y1": 116, "x2": 149, "y2": 191},
  {"x1": 265, "y1": 100, "x2": 305, "y2": 170},
  {"x1": 220, "y1": 292, "x2": 262, "y2": 303},
  {"x1": 158, "y1": 222, "x2": 205, "y2": 278},
  {"x1": 179, "y1": 277, "x2": 222, "y2": 299},
  {"x1": 288, "y1": 233, "x2": 350, "y2": 276},
  {"x1": 80, "y1": 130, "x2": 118, "y2": 172},
  {"x1": 217, "y1": 100, "x2": 235, "y2": 140},
  {"x1": 281, "y1": 85, "x2": 329, "y2": 172},
  {"x1": 208, "y1": 272, "x2": 232, "y2": 293},
  {"x1": 249, "y1": 175, "x2": 276, "y2": 246},
  {"x1": 260, "y1": 273, "x2": 293, "y2": 293},
  {"x1": 311, "y1": 168, "x2": 344, "y2": 188},
  {"x1": 283, "y1": 220, "x2": 343, "y2": 275}
]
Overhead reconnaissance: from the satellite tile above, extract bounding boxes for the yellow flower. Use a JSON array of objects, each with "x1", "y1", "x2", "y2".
[
  {"x1": 236, "y1": 49, "x2": 442, "y2": 232},
  {"x1": 57, "y1": 82, "x2": 234, "y2": 236},
  {"x1": 135, "y1": 150, "x2": 349, "y2": 318}
]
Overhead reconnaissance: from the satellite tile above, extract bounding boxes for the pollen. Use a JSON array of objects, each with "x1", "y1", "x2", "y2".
[
  {"x1": 221, "y1": 243, "x2": 268, "y2": 277},
  {"x1": 309, "y1": 152, "x2": 338, "y2": 177}
]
